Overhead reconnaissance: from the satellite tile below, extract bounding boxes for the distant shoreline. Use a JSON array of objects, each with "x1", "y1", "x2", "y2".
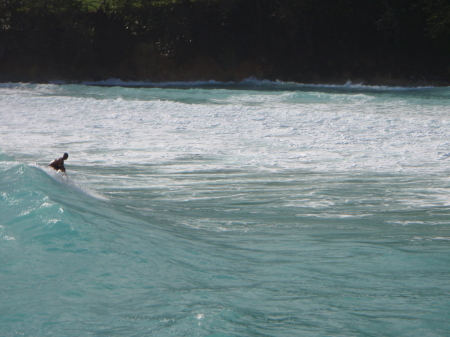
[
  {"x1": 1, "y1": 74, "x2": 449, "y2": 89},
  {"x1": 2, "y1": 57, "x2": 449, "y2": 88},
  {"x1": 1, "y1": 56, "x2": 449, "y2": 89}
]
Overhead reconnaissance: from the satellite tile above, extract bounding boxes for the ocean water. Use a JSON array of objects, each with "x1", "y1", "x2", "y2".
[{"x1": 1, "y1": 80, "x2": 450, "y2": 336}]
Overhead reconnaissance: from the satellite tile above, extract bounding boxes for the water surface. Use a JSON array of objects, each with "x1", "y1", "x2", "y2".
[{"x1": 1, "y1": 80, "x2": 449, "y2": 336}]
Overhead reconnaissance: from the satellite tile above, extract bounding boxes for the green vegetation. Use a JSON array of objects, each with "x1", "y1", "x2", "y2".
[{"x1": 1, "y1": 0, "x2": 449, "y2": 84}]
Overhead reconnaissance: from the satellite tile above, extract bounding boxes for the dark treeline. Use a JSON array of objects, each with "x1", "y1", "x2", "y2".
[{"x1": 1, "y1": 0, "x2": 450, "y2": 85}]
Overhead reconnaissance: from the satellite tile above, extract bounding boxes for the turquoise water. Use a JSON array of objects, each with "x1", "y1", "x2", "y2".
[{"x1": 1, "y1": 81, "x2": 450, "y2": 336}]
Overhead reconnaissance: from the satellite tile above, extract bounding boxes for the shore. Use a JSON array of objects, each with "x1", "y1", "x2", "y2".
[{"x1": 1, "y1": 56, "x2": 449, "y2": 88}]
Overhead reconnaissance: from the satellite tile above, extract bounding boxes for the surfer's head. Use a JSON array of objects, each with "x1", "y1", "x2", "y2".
[{"x1": 63, "y1": 153, "x2": 69, "y2": 160}]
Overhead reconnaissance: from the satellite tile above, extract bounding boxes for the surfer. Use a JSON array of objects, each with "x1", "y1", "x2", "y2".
[{"x1": 48, "y1": 153, "x2": 69, "y2": 172}]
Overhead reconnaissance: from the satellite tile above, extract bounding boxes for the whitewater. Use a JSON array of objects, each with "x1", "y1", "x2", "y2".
[{"x1": 1, "y1": 81, "x2": 449, "y2": 336}]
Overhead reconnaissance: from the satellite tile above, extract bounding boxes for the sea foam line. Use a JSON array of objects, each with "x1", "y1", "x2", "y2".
[{"x1": 45, "y1": 78, "x2": 438, "y2": 91}]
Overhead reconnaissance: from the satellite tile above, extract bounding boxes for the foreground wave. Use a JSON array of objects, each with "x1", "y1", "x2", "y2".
[{"x1": 1, "y1": 153, "x2": 450, "y2": 336}]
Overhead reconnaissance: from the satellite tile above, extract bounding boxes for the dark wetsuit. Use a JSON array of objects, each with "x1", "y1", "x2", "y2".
[{"x1": 49, "y1": 157, "x2": 66, "y2": 172}]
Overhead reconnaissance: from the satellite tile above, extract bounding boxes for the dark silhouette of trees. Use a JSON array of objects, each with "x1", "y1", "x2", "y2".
[{"x1": 1, "y1": 0, "x2": 449, "y2": 84}]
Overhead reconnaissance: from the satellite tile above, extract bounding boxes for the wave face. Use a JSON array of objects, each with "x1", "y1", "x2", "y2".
[{"x1": 1, "y1": 82, "x2": 450, "y2": 336}]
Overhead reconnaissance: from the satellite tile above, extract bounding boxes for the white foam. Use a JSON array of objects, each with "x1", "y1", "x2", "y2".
[
  {"x1": 35, "y1": 165, "x2": 109, "y2": 201},
  {"x1": 2, "y1": 82, "x2": 450, "y2": 178}
]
